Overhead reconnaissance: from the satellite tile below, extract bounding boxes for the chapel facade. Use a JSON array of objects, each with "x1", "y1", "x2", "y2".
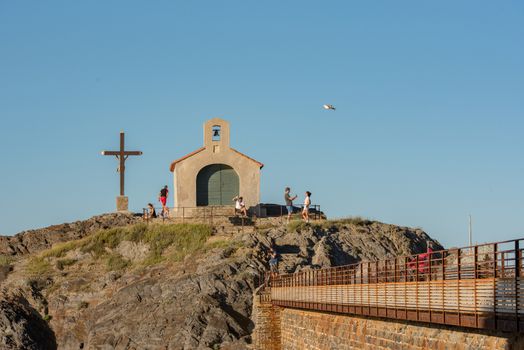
[{"x1": 169, "y1": 118, "x2": 263, "y2": 209}]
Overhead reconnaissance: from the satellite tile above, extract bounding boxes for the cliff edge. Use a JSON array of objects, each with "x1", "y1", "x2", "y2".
[{"x1": 0, "y1": 215, "x2": 442, "y2": 349}]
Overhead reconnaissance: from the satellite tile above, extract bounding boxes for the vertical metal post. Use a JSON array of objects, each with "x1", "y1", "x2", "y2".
[
  {"x1": 473, "y1": 245, "x2": 478, "y2": 328},
  {"x1": 457, "y1": 248, "x2": 461, "y2": 326},
  {"x1": 515, "y1": 239, "x2": 521, "y2": 332},
  {"x1": 404, "y1": 257, "x2": 408, "y2": 312},
  {"x1": 442, "y1": 251, "x2": 446, "y2": 315},
  {"x1": 415, "y1": 255, "x2": 419, "y2": 321},
  {"x1": 428, "y1": 250, "x2": 432, "y2": 322},
  {"x1": 382, "y1": 259, "x2": 388, "y2": 310},
  {"x1": 493, "y1": 243, "x2": 498, "y2": 329},
  {"x1": 368, "y1": 262, "x2": 371, "y2": 312}
]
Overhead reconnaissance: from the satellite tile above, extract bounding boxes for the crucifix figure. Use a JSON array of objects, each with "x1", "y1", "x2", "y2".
[{"x1": 101, "y1": 131, "x2": 142, "y2": 211}]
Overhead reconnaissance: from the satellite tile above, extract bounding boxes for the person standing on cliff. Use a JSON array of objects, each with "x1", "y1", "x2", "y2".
[
  {"x1": 302, "y1": 191, "x2": 311, "y2": 223},
  {"x1": 284, "y1": 187, "x2": 297, "y2": 223},
  {"x1": 159, "y1": 185, "x2": 169, "y2": 218}
]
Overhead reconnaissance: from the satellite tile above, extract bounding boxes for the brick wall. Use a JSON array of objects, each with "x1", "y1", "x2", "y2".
[
  {"x1": 252, "y1": 294, "x2": 282, "y2": 350},
  {"x1": 278, "y1": 309, "x2": 524, "y2": 350}
]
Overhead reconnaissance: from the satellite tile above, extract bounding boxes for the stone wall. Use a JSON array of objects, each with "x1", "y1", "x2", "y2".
[
  {"x1": 252, "y1": 293, "x2": 282, "y2": 350},
  {"x1": 254, "y1": 306, "x2": 524, "y2": 350}
]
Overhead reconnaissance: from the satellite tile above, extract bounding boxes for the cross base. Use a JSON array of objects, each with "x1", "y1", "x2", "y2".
[{"x1": 116, "y1": 196, "x2": 129, "y2": 212}]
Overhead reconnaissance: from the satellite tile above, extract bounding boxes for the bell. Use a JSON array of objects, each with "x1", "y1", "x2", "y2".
[{"x1": 213, "y1": 129, "x2": 220, "y2": 137}]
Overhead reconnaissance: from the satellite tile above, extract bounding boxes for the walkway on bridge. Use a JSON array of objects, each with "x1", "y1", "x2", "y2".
[{"x1": 262, "y1": 238, "x2": 524, "y2": 332}]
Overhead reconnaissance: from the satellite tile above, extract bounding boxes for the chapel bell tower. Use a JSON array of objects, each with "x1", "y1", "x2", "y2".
[{"x1": 203, "y1": 118, "x2": 231, "y2": 153}]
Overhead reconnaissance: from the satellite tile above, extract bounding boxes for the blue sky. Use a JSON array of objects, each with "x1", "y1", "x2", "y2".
[{"x1": 0, "y1": 1, "x2": 522, "y2": 248}]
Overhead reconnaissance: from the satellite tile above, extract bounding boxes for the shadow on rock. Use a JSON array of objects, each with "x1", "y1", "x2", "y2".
[{"x1": 0, "y1": 293, "x2": 57, "y2": 350}]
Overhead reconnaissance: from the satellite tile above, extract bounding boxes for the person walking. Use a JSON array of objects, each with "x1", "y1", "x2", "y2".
[
  {"x1": 302, "y1": 191, "x2": 311, "y2": 223},
  {"x1": 159, "y1": 185, "x2": 169, "y2": 218},
  {"x1": 284, "y1": 187, "x2": 297, "y2": 223}
]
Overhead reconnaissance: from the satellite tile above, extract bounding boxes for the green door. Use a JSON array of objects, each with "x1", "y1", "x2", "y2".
[{"x1": 196, "y1": 164, "x2": 239, "y2": 206}]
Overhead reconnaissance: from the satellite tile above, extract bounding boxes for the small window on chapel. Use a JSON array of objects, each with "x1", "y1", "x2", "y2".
[{"x1": 212, "y1": 125, "x2": 221, "y2": 141}]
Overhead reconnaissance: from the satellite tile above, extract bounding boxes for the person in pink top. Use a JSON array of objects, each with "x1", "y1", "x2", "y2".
[{"x1": 408, "y1": 242, "x2": 434, "y2": 280}]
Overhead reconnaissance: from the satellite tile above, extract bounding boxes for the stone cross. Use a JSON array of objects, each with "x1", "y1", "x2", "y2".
[{"x1": 101, "y1": 131, "x2": 142, "y2": 211}]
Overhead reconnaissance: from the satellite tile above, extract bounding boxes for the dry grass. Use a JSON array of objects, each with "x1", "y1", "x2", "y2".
[
  {"x1": 55, "y1": 258, "x2": 77, "y2": 270},
  {"x1": 0, "y1": 255, "x2": 13, "y2": 267},
  {"x1": 203, "y1": 239, "x2": 244, "y2": 253},
  {"x1": 287, "y1": 220, "x2": 311, "y2": 232},
  {"x1": 105, "y1": 253, "x2": 130, "y2": 271},
  {"x1": 26, "y1": 257, "x2": 52, "y2": 276},
  {"x1": 327, "y1": 216, "x2": 373, "y2": 226},
  {"x1": 37, "y1": 223, "x2": 213, "y2": 268}
]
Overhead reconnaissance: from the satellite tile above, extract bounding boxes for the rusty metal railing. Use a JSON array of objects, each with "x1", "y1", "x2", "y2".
[
  {"x1": 267, "y1": 238, "x2": 524, "y2": 332},
  {"x1": 142, "y1": 206, "x2": 245, "y2": 225}
]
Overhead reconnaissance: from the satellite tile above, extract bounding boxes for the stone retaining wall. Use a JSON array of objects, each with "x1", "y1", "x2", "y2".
[
  {"x1": 252, "y1": 294, "x2": 282, "y2": 350},
  {"x1": 253, "y1": 303, "x2": 524, "y2": 350},
  {"x1": 280, "y1": 309, "x2": 524, "y2": 350}
]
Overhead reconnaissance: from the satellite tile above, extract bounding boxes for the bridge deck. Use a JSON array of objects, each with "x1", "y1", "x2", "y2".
[{"x1": 267, "y1": 239, "x2": 524, "y2": 332}]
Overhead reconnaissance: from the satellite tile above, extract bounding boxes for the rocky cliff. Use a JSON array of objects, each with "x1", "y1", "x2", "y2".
[
  {"x1": 0, "y1": 215, "x2": 442, "y2": 349},
  {"x1": 0, "y1": 213, "x2": 140, "y2": 257}
]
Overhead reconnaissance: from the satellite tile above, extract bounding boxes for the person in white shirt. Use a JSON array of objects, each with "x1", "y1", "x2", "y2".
[
  {"x1": 302, "y1": 191, "x2": 311, "y2": 223},
  {"x1": 232, "y1": 196, "x2": 248, "y2": 217}
]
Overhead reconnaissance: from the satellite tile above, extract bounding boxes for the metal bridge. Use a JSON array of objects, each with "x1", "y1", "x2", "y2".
[{"x1": 264, "y1": 238, "x2": 524, "y2": 332}]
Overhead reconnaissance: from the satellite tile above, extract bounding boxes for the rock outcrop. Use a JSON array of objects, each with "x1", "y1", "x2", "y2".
[
  {"x1": 0, "y1": 213, "x2": 140, "y2": 257},
  {"x1": 0, "y1": 216, "x2": 442, "y2": 349},
  {"x1": 0, "y1": 292, "x2": 56, "y2": 349}
]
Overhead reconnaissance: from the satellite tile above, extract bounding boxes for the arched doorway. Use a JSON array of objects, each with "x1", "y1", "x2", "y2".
[{"x1": 196, "y1": 164, "x2": 239, "y2": 206}]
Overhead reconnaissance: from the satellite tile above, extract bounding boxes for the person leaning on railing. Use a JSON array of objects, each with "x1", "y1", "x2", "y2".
[{"x1": 407, "y1": 242, "x2": 434, "y2": 280}]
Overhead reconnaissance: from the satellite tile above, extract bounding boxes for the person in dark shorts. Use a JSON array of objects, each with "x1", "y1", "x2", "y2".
[
  {"x1": 159, "y1": 185, "x2": 169, "y2": 218},
  {"x1": 284, "y1": 187, "x2": 297, "y2": 223}
]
